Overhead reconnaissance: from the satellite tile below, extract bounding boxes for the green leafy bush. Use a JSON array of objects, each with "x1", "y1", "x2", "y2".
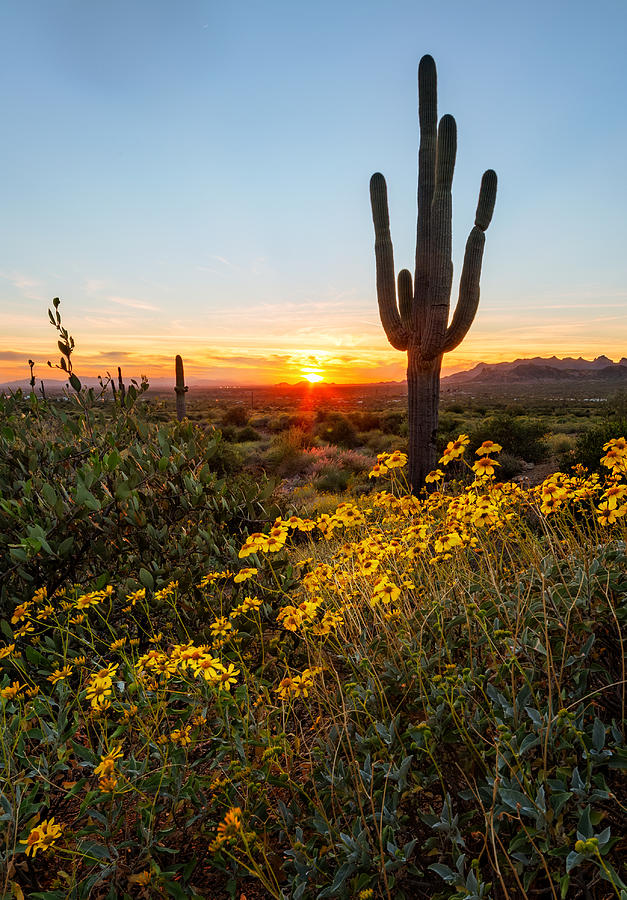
[
  {"x1": 0, "y1": 303, "x2": 279, "y2": 619},
  {"x1": 574, "y1": 419, "x2": 627, "y2": 473},
  {"x1": 469, "y1": 413, "x2": 549, "y2": 463},
  {"x1": 221, "y1": 405, "x2": 249, "y2": 427},
  {"x1": 315, "y1": 413, "x2": 359, "y2": 448}
]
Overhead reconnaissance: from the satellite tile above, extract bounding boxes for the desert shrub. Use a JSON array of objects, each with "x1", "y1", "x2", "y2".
[
  {"x1": 312, "y1": 465, "x2": 350, "y2": 492},
  {"x1": 348, "y1": 410, "x2": 381, "y2": 431},
  {"x1": 0, "y1": 389, "x2": 275, "y2": 618},
  {"x1": 248, "y1": 412, "x2": 270, "y2": 429},
  {"x1": 307, "y1": 448, "x2": 373, "y2": 492},
  {"x1": 315, "y1": 413, "x2": 359, "y2": 448},
  {"x1": 548, "y1": 432, "x2": 577, "y2": 455},
  {"x1": 262, "y1": 427, "x2": 313, "y2": 477},
  {"x1": 364, "y1": 429, "x2": 398, "y2": 453},
  {"x1": 605, "y1": 388, "x2": 627, "y2": 420},
  {"x1": 267, "y1": 411, "x2": 313, "y2": 434},
  {"x1": 221, "y1": 404, "x2": 249, "y2": 427},
  {"x1": 333, "y1": 448, "x2": 374, "y2": 474},
  {"x1": 573, "y1": 419, "x2": 627, "y2": 472},
  {"x1": 235, "y1": 424, "x2": 262, "y2": 442},
  {"x1": 219, "y1": 423, "x2": 237, "y2": 442},
  {"x1": 552, "y1": 419, "x2": 582, "y2": 434},
  {"x1": 469, "y1": 413, "x2": 549, "y2": 463},
  {"x1": 437, "y1": 411, "x2": 464, "y2": 439},
  {"x1": 496, "y1": 449, "x2": 524, "y2": 479},
  {"x1": 0, "y1": 304, "x2": 278, "y2": 619},
  {"x1": 380, "y1": 409, "x2": 405, "y2": 434}
]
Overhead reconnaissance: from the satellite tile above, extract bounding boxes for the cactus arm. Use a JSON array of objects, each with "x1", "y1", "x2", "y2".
[
  {"x1": 414, "y1": 54, "x2": 438, "y2": 334},
  {"x1": 398, "y1": 269, "x2": 413, "y2": 326},
  {"x1": 422, "y1": 114, "x2": 457, "y2": 359},
  {"x1": 442, "y1": 169, "x2": 497, "y2": 353},
  {"x1": 370, "y1": 173, "x2": 408, "y2": 351},
  {"x1": 442, "y1": 226, "x2": 485, "y2": 354},
  {"x1": 474, "y1": 168, "x2": 498, "y2": 231}
]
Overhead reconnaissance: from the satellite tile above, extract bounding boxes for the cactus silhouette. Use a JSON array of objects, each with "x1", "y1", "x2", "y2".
[
  {"x1": 370, "y1": 54, "x2": 497, "y2": 490},
  {"x1": 117, "y1": 366, "x2": 126, "y2": 404},
  {"x1": 174, "y1": 355, "x2": 188, "y2": 421}
]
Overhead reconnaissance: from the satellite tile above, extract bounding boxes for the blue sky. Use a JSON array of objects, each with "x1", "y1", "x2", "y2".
[{"x1": 1, "y1": 0, "x2": 626, "y2": 383}]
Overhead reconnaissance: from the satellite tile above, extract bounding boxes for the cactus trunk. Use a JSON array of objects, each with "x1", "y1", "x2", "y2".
[
  {"x1": 370, "y1": 55, "x2": 496, "y2": 492},
  {"x1": 407, "y1": 349, "x2": 441, "y2": 489},
  {"x1": 174, "y1": 355, "x2": 188, "y2": 421}
]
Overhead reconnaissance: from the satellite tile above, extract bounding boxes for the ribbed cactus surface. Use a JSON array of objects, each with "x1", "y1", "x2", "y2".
[{"x1": 370, "y1": 54, "x2": 497, "y2": 489}]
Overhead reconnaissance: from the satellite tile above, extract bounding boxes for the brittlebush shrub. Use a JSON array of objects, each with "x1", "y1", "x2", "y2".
[{"x1": 1, "y1": 436, "x2": 626, "y2": 898}]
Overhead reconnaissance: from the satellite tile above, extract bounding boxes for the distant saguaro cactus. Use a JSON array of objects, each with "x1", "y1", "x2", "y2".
[
  {"x1": 174, "y1": 355, "x2": 188, "y2": 421},
  {"x1": 117, "y1": 366, "x2": 126, "y2": 404},
  {"x1": 370, "y1": 54, "x2": 497, "y2": 490}
]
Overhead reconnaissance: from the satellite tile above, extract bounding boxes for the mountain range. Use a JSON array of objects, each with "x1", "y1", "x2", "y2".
[{"x1": 442, "y1": 356, "x2": 627, "y2": 386}]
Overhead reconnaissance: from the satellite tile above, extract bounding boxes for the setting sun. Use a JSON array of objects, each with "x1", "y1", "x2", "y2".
[{"x1": 302, "y1": 369, "x2": 324, "y2": 383}]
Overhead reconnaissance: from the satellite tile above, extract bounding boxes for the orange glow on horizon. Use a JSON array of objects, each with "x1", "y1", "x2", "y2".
[{"x1": 1, "y1": 318, "x2": 626, "y2": 386}]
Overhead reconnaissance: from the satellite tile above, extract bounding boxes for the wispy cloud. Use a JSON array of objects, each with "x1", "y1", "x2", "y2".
[
  {"x1": 0, "y1": 270, "x2": 45, "y2": 301},
  {"x1": 109, "y1": 296, "x2": 159, "y2": 311}
]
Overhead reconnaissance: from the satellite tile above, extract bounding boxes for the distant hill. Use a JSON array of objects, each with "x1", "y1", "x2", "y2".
[{"x1": 443, "y1": 356, "x2": 627, "y2": 386}]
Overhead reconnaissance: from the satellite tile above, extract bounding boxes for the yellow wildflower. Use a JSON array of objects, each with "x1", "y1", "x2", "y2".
[
  {"x1": 10, "y1": 602, "x2": 31, "y2": 624},
  {"x1": 216, "y1": 662, "x2": 239, "y2": 691},
  {"x1": 210, "y1": 617, "x2": 233, "y2": 638},
  {"x1": 476, "y1": 440, "x2": 503, "y2": 456},
  {"x1": 1, "y1": 681, "x2": 25, "y2": 701},
  {"x1": 596, "y1": 501, "x2": 626, "y2": 525},
  {"x1": 170, "y1": 725, "x2": 192, "y2": 746},
  {"x1": 234, "y1": 567, "x2": 258, "y2": 583},
  {"x1": 23, "y1": 817, "x2": 63, "y2": 857},
  {"x1": 85, "y1": 675, "x2": 113, "y2": 710},
  {"x1": 371, "y1": 578, "x2": 401, "y2": 605},
  {"x1": 217, "y1": 807, "x2": 242, "y2": 840},
  {"x1": 241, "y1": 595, "x2": 262, "y2": 613},
  {"x1": 48, "y1": 665, "x2": 73, "y2": 685},
  {"x1": 472, "y1": 457, "x2": 499, "y2": 477},
  {"x1": 439, "y1": 434, "x2": 470, "y2": 465},
  {"x1": 602, "y1": 483, "x2": 627, "y2": 508},
  {"x1": 36, "y1": 604, "x2": 55, "y2": 621},
  {"x1": 94, "y1": 745, "x2": 124, "y2": 779}
]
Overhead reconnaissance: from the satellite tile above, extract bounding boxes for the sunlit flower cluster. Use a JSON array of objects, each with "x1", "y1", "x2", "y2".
[
  {"x1": 1, "y1": 434, "x2": 624, "y2": 895},
  {"x1": 368, "y1": 449, "x2": 408, "y2": 478},
  {"x1": 275, "y1": 666, "x2": 322, "y2": 700}
]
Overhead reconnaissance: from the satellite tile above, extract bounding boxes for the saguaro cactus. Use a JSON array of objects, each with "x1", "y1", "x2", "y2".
[
  {"x1": 117, "y1": 366, "x2": 126, "y2": 404},
  {"x1": 370, "y1": 54, "x2": 497, "y2": 490},
  {"x1": 174, "y1": 354, "x2": 188, "y2": 421}
]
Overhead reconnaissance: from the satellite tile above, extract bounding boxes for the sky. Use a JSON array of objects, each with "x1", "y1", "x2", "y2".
[{"x1": 1, "y1": 0, "x2": 626, "y2": 385}]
